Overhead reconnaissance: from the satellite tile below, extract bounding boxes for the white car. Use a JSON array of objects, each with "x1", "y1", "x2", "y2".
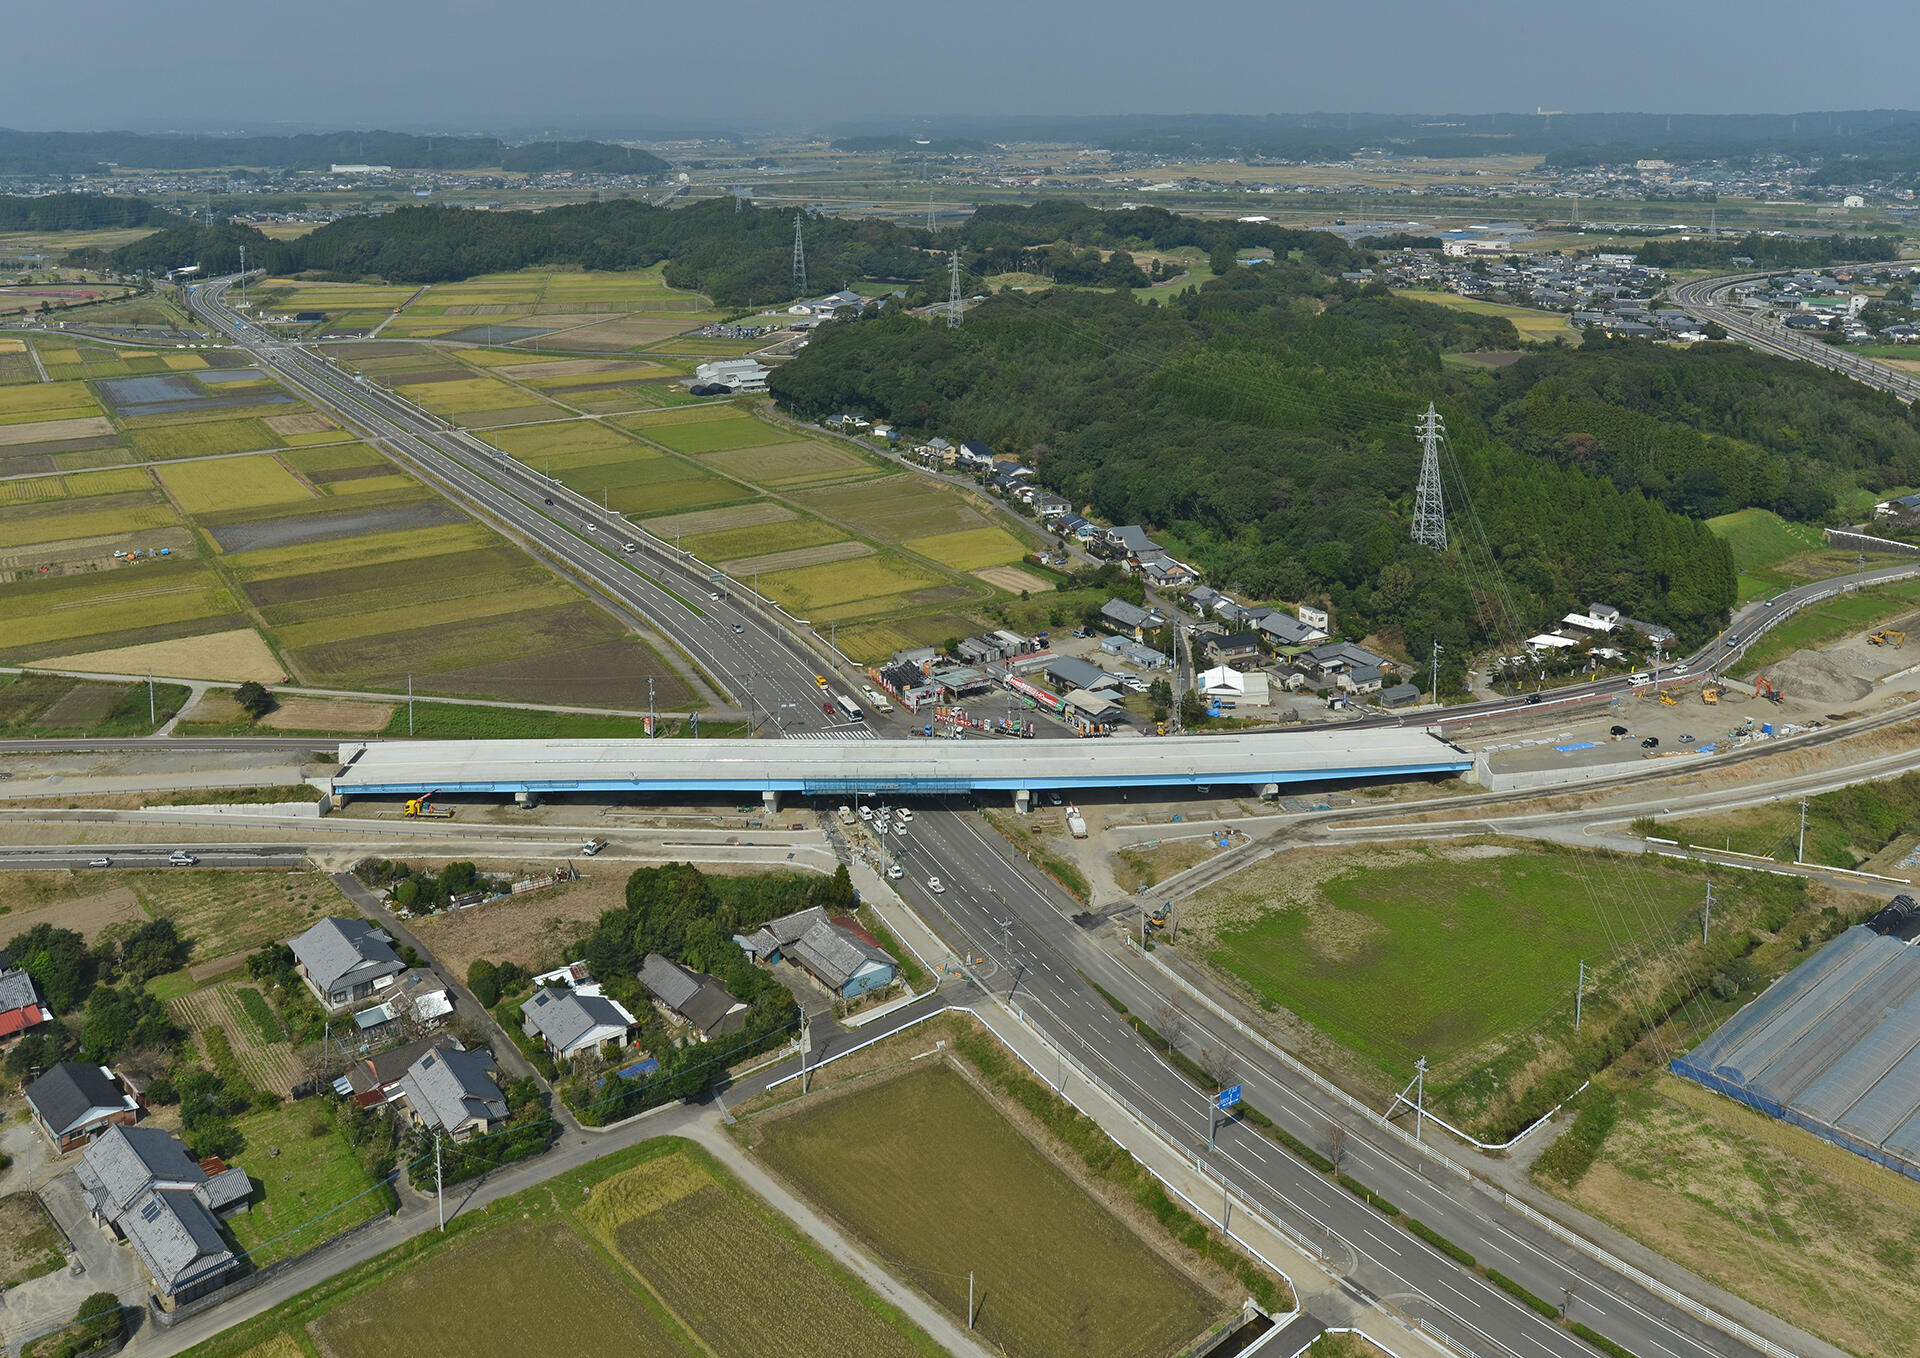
[
  {"x1": 168, "y1": 850, "x2": 197, "y2": 866},
  {"x1": 857, "y1": 805, "x2": 873, "y2": 821},
  {"x1": 1672, "y1": 664, "x2": 1689, "y2": 675},
  {"x1": 886, "y1": 863, "x2": 904, "y2": 879},
  {"x1": 87, "y1": 856, "x2": 111, "y2": 868},
  {"x1": 927, "y1": 876, "x2": 946, "y2": 894},
  {"x1": 896, "y1": 807, "x2": 913, "y2": 823}
]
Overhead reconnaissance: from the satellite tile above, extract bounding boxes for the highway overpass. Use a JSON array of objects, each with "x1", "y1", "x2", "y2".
[{"x1": 332, "y1": 729, "x2": 1473, "y2": 806}]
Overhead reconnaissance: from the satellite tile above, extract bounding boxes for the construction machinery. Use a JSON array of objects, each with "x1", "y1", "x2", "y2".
[
  {"x1": 402, "y1": 789, "x2": 454, "y2": 819},
  {"x1": 1659, "y1": 691, "x2": 1679, "y2": 706},
  {"x1": 1702, "y1": 681, "x2": 1726, "y2": 705},
  {"x1": 1756, "y1": 676, "x2": 1785, "y2": 704},
  {"x1": 1870, "y1": 630, "x2": 1907, "y2": 649}
]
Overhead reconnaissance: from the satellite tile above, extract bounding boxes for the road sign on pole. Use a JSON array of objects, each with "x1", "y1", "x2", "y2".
[{"x1": 1217, "y1": 1084, "x2": 1242, "y2": 1112}]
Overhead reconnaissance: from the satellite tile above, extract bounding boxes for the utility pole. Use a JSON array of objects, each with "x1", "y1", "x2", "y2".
[
  {"x1": 1430, "y1": 639, "x2": 1442, "y2": 703},
  {"x1": 799, "y1": 1017, "x2": 813, "y2": 1094},
  {"x1": 1575, "y1": 960, "x2": 1586, "y2": 1031},
  {"x1": 648, "y1": 676, "x2": 656, "y2": 734},
  {"x1": 147, "y1": 669, "x2": 155, "y2": 726},
  {"x1": 928, "y1": 189, "x2": 936, "y2": 234},
  {"x1": 791, "y1": 213, "x2": 807, "y2": 294},
  {"x1": 408, "y1": 673, "x2": 414, "y2": 736},
  {"x1": 968, "y1": 1272, "x2": 975, "y2": 1330},
  {"x1": 1703, "y1": 881, "x2": 1714, "y2": 945},
  {"x1": 1413, "y1": 1056, "x2": 1428, "y2": 1143},
  {"x1": 947, "y1": 250, "x2": 964, "y2": 329},
  {"x1": 1411, "y1": 404, "x2": 1448, "y2": 551},
  {"x1": 1798, "y1": 798, "x2": 1809, "y2": 862},
  {"x1": 434, "y1": 1132, "x2": 444, "y2": 1231}
]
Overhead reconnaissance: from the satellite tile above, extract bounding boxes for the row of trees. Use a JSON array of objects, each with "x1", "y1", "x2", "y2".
[
  {"x1": 1633, "y1": 232, "x2": 1903, "y2": 270},
  {"x1": 0, "y1": 128, "x2": 666, "y2": 176}
]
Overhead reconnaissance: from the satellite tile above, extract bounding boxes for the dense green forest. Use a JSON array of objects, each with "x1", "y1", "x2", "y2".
[
  {"x1": 79, "y1": 197, "x2": 1367, "y2": 309},
  {"x1": 769, "y1": 269, "x2": 1739, "y2": 674},
  {"x1": 0, "y1": 128, "x2": 666, "y2": 175},
  {"x1": 0, "y1": 193, "x2": 178, "y2": 232},
  {"x1": 1633, "y1": 232, "x2": 1903, "y2": 270}
]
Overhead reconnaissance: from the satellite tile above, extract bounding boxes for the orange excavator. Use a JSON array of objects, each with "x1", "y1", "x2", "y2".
[{"x1": 1755, "y1": 676, "x2": 1785, "y2": 704}]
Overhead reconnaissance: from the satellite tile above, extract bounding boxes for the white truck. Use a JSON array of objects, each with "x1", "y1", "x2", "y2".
[
  {"x1": 860, "y1": 684, "x2": 895, "y2": 715},
  {"x1": 1066, "y1": 806, "x2": 1088, "y2": 839},
  {"x1": 836, "y1": 805, "x2": 857, "y2": 827}
]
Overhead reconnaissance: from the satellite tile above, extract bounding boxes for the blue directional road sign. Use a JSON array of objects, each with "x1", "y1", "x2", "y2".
[{"x1": 1217, "y1": 1084, "x2": 1242, "y2": 1112}]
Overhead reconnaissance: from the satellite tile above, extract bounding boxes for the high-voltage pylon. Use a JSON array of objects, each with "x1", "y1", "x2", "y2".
[
  {"x1": 947, "y1": 250, "x2": 963, "y2": 329},
  {"x1": 791, "y1": 213, "x2": 807, "y2": 294},
  {"x1": 1411, "y1": 402, "x2": 1448, "y2": 551}
]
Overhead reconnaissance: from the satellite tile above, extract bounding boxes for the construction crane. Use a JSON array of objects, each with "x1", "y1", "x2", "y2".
[
  {"x1": 1870, "y1": 630, "x2": 1907, "y2": 649},
  {"x1": 402, "y1": 789, "x2": 454, "y2": 818},
  {"x1": 1756, "y1": 676, "x2": 1785, "y2": 704}
]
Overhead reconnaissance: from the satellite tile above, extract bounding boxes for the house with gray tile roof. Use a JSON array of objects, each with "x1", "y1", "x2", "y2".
[
  {"x1": 73, "y1": 1124, "x2": 249, "y2": 1307},
  {"x1": 640, "y1": 954, "x2": 748, "y2": 1039},
  {"x1": 24, "y1": 1062, "x2": 139, "y2": 1152},
  {"x1": 288, "y1": 917, "x2": 405, "y2": 1011},
  {"x1": 789, "y1": 922, "x2": 894, "y2": 999},
  {"x1": 0, "y1": 965, "x2": 50, "y2": 1039},
  {"x1": 395, "y1": 1044, "x2": 505, "y2": 1140},
  {"x1": 520, "y1": 987, "x2": 636, "y2": 1063}
]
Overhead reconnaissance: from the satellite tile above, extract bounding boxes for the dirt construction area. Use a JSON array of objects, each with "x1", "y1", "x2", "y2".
[
  {"x1": 1466, "y1": 631, "x2": 1920, "y2": 787},
  {"x1": 402, "y1": 864, "x2": 634, "y2": 978}
]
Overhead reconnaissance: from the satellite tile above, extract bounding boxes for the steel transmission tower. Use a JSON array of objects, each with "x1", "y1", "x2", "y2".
[
  {"x1": 1411, "y1": 402, "x2": 1448, "y2": 551},
  {"x1": 791, "y1": 213, "x2": 807, "y2": 294},
  {"x1": 947, "y1": 250, "x2": 963, "y2": 329}
]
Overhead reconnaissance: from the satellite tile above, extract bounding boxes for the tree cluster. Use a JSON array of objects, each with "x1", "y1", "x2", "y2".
[
  {"x1": 1633, "y1": 232, "x2": 1903, "y2": 270},
  {"x1": 0, "y1": 128, "x2": 665, "y2": 176}
]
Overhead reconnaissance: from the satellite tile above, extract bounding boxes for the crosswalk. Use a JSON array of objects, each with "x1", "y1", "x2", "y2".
[{"x1": 782, "y1": 726, "x2": 878, "y2": 741}]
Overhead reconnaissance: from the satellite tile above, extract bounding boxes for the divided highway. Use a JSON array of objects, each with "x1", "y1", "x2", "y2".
[
  {"x1": 1673, "y1": 270, "x2": 1920, "y2": 404},
  {"x1": 149, "y1": 275, "x2": 1828, "y2": 1356}
]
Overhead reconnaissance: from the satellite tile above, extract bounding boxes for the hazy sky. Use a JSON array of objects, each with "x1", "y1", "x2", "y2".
[{"x1": 11, "y1": 0, "x2": 1918, "y2": 134}]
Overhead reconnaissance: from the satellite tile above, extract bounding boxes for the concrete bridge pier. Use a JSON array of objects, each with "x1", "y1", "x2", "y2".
[
  {"x1": 1014, "y1": 788, "x2": 1031, "y2": 814},
  {"x1": 762, "y1": 789, "x2": 780, "y2": 815}
]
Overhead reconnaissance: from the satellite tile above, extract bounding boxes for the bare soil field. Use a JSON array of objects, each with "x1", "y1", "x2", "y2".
[
  {"x1": 210, "y1": 501, "x2": 464, "y2": 554},
  {"x1": 974, "y1": 565, "x2": 1053, "y2": 594},
  {"x1": 724, "y1": 540, "x2": 874, "y2": 575},
  {"x1": 171, "y1": 980, "x2": 305, "y2": 1096},
  {"x1": 36, "y1": 627, "x2": 286, "y2": 682},
  {"x1": 260, "y1": 696, "x2": 394, "y2": 732},
  {"x1": 643, "y1": 501, "x2": 795, "y2": 537},
  {"x1": 264, "y1": 413, "x2": 340, "y2": 437},
  {"x1": 0, "y1": 884, "x2": 145, "y2": 943},
  {"x1": 406, "y1": 867, "x2": 633, "y2": 978},
  {"x1": 0, "y1": 416, "x2": 113, "y2": 446}
]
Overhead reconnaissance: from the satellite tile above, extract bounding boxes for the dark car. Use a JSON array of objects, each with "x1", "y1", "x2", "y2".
[
  {"x1": 543, "y1": 497, "x2": 553, "y2": 505},
  {"x1": 1525, "y1": 693, "x2": 1542, "y2": 705},
  {"x1": 823, "y1": 702, "x2": 835, "y2": 714},
  {"x1": 1610, "y1": 725, "x2": 1629, "y2": 736},
  {"x1": 1641, "y1": 736, "x2": 1659, "y2": 749}
]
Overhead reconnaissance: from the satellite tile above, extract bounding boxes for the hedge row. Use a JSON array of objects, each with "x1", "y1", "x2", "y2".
[
  {"x1": 1406, "y1": 1217, "x2": 1476, "y2": 1268},
  {"x1": 1486, "y1": 1268, "x2": 1559, "y2": 1318}
]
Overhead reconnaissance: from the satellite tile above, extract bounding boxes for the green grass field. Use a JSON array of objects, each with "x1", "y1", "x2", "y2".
[
  {"x1": 1707, "y1": 508, "x2": 1826, "y2": 573},
  {"x1": 1197, "y1": 843, "x2": 1709, "y2": 1079},
  {"x1": 755, "y1": 1064, "x2": 1219, "y2": 1358},
  {"x1": 702, "y1": 440, "x2": 873, "y2": 487},
  {"x1": 682, "y1": 517, "x2": 850, "y2": 562},
  {"x1": 226, "y1": 1101, "x2": 388, "y2": 1266},
  {"x1": 158, "y1": 454, "x2": 312, "y2": 513},
  {"x1": 129, "y1": 418, "x2": 282, "y2": 462},
  {"x1": 0, "y1": 673, "x2": 189, "y2": 737},
  {"x1": 640, "y1": 412, "x2": 778, "y2": 455},
  {"x1": 1401, "y1": 291, "x2": 1572, "y2": 342},
  {"x1": 795, "y1": 476, "x2": 986, "y2": 543},
  {"x1": 759, "y1": 555, "x2": 945, "y2": 616}
]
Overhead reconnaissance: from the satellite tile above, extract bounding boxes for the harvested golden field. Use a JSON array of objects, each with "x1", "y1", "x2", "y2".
[
  {"x1": 903, "y1": 526, "x2": 1028, "y2": 571},
  {"x1": 642, "y1": 501, "x2": 794, "y2": 538},
  {"x1": 0, "y1": 415, "x2": 114, "y2": 446},
  {"x1": 260, "y1": 696, "x2": 394, "y2": 732},
  {"x1": 158, "y1": 453, "x2": 313, "y2": 513},
  {"x1": 35, "y1": 628, "x2": 286, "y2": 683},
  {"x1": 975, "y1": 565, "x2": 1054, "y2": 594}
]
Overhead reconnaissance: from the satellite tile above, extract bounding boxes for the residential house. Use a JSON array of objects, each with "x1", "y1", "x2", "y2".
[
  {"x1": 395, "y1": 1044, "x2": 506, "y2": 1141},
  {"x1": 1301, "y1": 642, "x2": 1394, "y2": 686},
  {"x1": 335, "y1": 1035, "x2": 445, "y2": 1108},
  {"x1": 25, "y1": 1062, "x2": 141, "y2": 1152},
  {"x1": 73, "y1": 1124, "x2": 250, "y2": 1307},
  {"x1": 1030, "y1": 491, "x2": 1071, "y2": 519},
  {"x1": 1587, "y1": 603, "x2": 1622, "y2": 628},
  {"x1": 1099, "y1": 598, "x2": 1158, "y2": 639},
  {"x1": 639, "y1": 953, "x2": 748, "y2": 1040},
  {"x1": 957, "y1": 440, "x2": 993, "y2": 467},
  {"x1": 288, "y1": 917, "x2": 405, "y2": 1012},
  {"x1": 0, "y1": 965, "x2": 51, "y2": 1039},
  {"x1": 1340, "y1": 664, "x2": 1385, "y2": 695},
  {"x1": 1255, "y1": 610, "x2": 1330, "y2": 648},
  {"x1": 348, "y1": 970, "x2": 454, "y2": 1043},
  {"x1": 790, "y1": 919, "x2": 895, "y2": 1000},
  {"x1": 1184, "y1": 586, "x2": 1224, "y2": 616},
  {"x1": 1204, "y1": 631, "x2": 1264, "y2": 666},
  {"x1": 520, "y1": 987, "x2": 637, "y2": 1064},
  {"x1": 1379, "y1": 683, "x2": 1422, "y2": 708},
  {"x1": 1103, "y1": 525, "x2": 1160, "y2": 559}
]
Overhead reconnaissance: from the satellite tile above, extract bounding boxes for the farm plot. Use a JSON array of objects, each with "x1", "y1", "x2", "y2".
[
  {"x1": 619, "y1": 403, "x2": 748, "y2": 430},
  {"x1": 129, "y1": 417, "x2": 286, "y2": 462},
  {"x1": 0, "y1": 563, "x2": 242, "y2": 661},
  {"x1": 0, "y1": 882, "x2": 147, "y2": 945},
  {"x1": 643, "y1": 501, "x2": 795, "y2": 539},
  {"x1": 903, "y1": 526, "x2": 1028, "y2": 571},
  {"x1": 132, "y1": 869, "x2": 339, "y2": 964},
  {"x1": 639, "y1": 412, "x2": 782, "y2": 455},
  {"x1": 0, "y1": 673, "x2": 189, "y2": 735},
  {"x1": 703, "y1": 440, "x2": 875, "y2": 488},
  {"x1": 758, "y1": 555, "x2": 946, "y2": 618},
  {"x1": 169, "y1": 981, "x2": 303, "y2": 1096},
  {"x1": 308, "y1": 1218, "x2": 690, "y2": 1358},
  {"x1": 37, "y1": 627, "x2": 286, "y2": 683},
  {"x1": 0, "y1": 380, "x2": 101, "y2": 425},
  {"x1": 580, "y1": 1148, "x2": 936, "y2": 1358},
  {"x1": 484, "y1": 420, "x2": 643, "y2": 461},
  {"x1": 158, "y1": 453, "x2": 313, "y2": 514},
  {"x1": 680, "y1": 516, "x2": 849, "y2": 563},
  {"x1": 0, "y1": 415, "x2": 114, "y2": 446},
  {"x1": 0, "y1": 1194, "x2": 64, "y2": 1287},
  {"x1": 794, "y1": 476, "x2": 990, "y2": 544},
  {"x1": 754, "y1": 1063, "x2": 1219, "y2": 1358},
  {"x1": 281, "y1": 443, "x2": 386, "y2": 475},
  {"x1": 726, "y1": 540, "x2": 874, "y2": 576},
  {"x1": 547, "y1": 454, "x2": 744, "y2": 515}
]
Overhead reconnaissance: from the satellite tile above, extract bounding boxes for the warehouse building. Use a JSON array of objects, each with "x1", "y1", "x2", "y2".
[{"x1": 1671, "y1": 896, "x2": 1920, "y2": 1181}]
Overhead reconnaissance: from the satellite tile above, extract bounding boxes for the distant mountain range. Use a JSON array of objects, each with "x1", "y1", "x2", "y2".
[{"x1": 0, "y1": 129, "x2": 668, "y2": 176}]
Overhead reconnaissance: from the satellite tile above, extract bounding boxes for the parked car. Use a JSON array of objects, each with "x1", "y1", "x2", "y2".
[
  {"x1": 857, "y1": 805, "x2": 872, "y2": 820},
  {"x1": 1679, "y1": 733, "x2": 1695, "y2": 744},
  {"x1": 1641, "y1": 736, "x2": 1660, "y2": 749}
]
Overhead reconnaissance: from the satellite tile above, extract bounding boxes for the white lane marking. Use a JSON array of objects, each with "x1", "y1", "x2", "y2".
[
  {"x1": 1361, "y1": 1228, "x2": 1401, "y2": 1257},
  {"x1": 1434, "y1": 1277, "x2": 1481, "y2": 1308}
]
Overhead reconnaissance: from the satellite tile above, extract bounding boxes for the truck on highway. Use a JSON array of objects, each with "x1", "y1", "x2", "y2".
[
  {"x1": 832, "y1": 692, "x2": 863, "y2": 721},
  {"x1": 860, "y1": 684, "x2": 894, "y2": 715}
]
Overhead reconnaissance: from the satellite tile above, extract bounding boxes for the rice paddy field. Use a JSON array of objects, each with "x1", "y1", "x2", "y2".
[
  {"x1": 752, "y1": 1063, "x2": 1221, "y2": 1358},
  {"x1": 364, "y1": 267, "x2": 727, "y2": 350},
  {"x1": 175, "y1": 1139, "x2": 938, "y2": 1358}
]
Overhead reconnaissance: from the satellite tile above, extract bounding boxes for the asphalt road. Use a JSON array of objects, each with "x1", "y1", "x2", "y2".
[
  {"x1": 1673, "y1": 270, "x2": 1920, "y2": 404},
  {"x1": 155, "y1": 274, "x2": 1827, "y2": 1356},
  {"x1": 0, "y1": 844, "x2": 305, "y2": 870}
]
